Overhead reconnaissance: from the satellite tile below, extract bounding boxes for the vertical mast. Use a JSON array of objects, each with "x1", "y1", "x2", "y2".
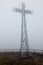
[{"x1": 13, "y1": 2, "x2": 32, "y2": 58}]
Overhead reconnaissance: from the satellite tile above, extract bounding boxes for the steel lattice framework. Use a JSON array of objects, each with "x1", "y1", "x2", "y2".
[{"x1": 13, "y1": 2, "x2": 32, "y2": 58}]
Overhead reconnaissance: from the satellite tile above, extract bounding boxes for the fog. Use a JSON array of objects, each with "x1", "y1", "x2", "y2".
[{"x1": 0, "y1": 0, "x2": 43, "y2": 50}]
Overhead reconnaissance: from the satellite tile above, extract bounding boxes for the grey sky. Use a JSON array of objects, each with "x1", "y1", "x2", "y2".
[{"x1": 0, "y1": 0, "x2": 43, "y2": 50}]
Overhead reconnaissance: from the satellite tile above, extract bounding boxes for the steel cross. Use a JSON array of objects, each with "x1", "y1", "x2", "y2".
[
  {"x1": 13, "y1": 3, "x2": 32, "y2": 14},
  {"x1": 13, "y1": 2, "x2": 32, "y2": 57}
]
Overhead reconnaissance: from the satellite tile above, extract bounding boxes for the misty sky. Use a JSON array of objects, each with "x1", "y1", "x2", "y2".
[{"x1": 0, "y1": 0, "x2": 43, "y2": 50}]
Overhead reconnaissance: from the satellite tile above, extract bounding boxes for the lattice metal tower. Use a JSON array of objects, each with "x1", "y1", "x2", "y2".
[{"x1": 13, "y1": 2, "x2": 32, "y2": 58}]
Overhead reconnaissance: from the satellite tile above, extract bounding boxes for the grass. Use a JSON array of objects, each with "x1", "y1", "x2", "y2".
[{"x1": 0, "y1": 52, "x2": 43, "y2": 65}]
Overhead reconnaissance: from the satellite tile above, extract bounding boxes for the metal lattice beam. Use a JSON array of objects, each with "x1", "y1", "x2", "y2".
[{"x1": 13, "y1": 2, "x2": 32, "y2": 58}]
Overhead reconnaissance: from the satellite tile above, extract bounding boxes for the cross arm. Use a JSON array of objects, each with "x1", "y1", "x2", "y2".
[
  {"x1": 13, "y1": 7, "x2": 22, "y2": 13},
  {"x1": 13, "y1": 7, "x2": 33, "y2": 14},
  {"x1": 25, "y1": 10, "x2": 33, "y2": 14}
]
